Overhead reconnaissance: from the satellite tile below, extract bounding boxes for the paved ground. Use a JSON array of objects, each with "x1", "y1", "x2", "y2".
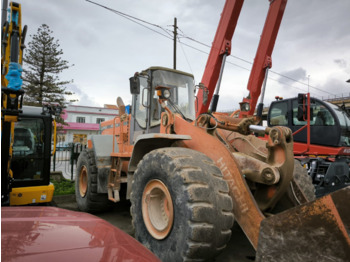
[{"x1": 53, "y1": 195, "x2": 256, "y2": 262}]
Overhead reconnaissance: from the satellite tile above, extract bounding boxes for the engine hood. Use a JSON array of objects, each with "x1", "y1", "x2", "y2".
[{"x1": 1, "y1": 206, "x2": 160, "y2": 262}]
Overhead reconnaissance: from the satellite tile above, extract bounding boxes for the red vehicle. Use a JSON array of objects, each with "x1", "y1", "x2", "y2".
[
  {"x1": 268, "y1": 94, "x2": 350, "y2": 197},
  {"x1": 1, "y1": 206, "x2": 160, "y2": 262}
]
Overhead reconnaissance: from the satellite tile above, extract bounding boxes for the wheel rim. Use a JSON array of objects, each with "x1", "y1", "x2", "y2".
[
  {"x1": 142, "y1": 179, "x2": 174, "y2": 240},
  {"x1": 79, "y1": 166, "x2": 88, "y2": 198}
]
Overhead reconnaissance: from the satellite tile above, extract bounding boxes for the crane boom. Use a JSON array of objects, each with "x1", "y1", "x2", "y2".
[
  {"x1": 240, "y1": 0, "x2": 287, "y2": 117},
  {"x1": 196, "y1": 0, "x2": 287, "y2": 118},
  {"x1": 196, "y1": 0, "x2": 244, "y2": 116}
]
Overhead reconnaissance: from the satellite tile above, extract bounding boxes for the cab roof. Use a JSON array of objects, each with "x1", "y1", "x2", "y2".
[{"x1": 142, "y1": 66, "x2": 194, "y2": 78}]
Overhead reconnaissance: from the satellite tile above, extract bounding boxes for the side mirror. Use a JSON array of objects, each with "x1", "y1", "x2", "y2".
[
  {"x1": 297, "y1": 93, "x2": 313, "y2": 121},
  {"x1": 129, "y1": 77, "x2": 140, "y2": 95},
  {"x1": 297, "y1": 105, "x2": 305, "y2": 121},
  {"x1": 297, "y1": 93, "x2": 305, "y2": 104}
]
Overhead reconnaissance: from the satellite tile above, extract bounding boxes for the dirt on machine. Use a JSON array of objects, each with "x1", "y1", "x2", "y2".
[{"x1": 75, "y1": 0, "x2": 350, "y2": 261}]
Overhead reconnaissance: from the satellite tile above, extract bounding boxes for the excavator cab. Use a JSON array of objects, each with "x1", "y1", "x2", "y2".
[{"x1": 9, "y1": 106, "x2": 58, "y2": 205}]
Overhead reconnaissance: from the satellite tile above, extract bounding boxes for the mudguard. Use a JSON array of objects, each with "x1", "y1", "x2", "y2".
[
  {"x1": 90, "y1": 135, "x2": 117, "y2": 193},
  {"x1": 128, "y1": 133, "x2": 192, "y2": 173}
]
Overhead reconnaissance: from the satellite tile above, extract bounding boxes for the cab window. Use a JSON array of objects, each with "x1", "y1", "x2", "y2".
[
  {"x1": 269, "y1": 101, "x2": 288, "y2": 126},
  {"x1": 134, "y1": 76, "x2": 148, "y2": 128},
  {"x1": 292, "y1": 100, "x2": 334, "y2": 126},
  {"x1": 11, "y1": 118, "x2": 45, "y2": 182}
]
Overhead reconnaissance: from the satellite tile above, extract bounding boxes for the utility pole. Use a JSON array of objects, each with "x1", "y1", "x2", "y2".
[{"x1": 173, "y1": 17, "x2": 177, "y2": 70}]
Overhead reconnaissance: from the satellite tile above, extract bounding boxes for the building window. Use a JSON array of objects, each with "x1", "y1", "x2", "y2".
[
  {"x1": 96, "y1": 118, "x2": 105, "y2": 124},
  {"x1": 76, "y1": 117, "x2": 85, "y2": 123}
]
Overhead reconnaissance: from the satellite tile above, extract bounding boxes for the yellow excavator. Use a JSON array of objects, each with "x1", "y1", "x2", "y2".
[{"x1": 1, "y1": 2, "x2": 59, "y2": 206}]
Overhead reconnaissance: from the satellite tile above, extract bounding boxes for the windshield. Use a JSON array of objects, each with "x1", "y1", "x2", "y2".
[
  {"x1": 326, "y1": 102, "x2": 350, "y2": 146},
  {"x1": 11, "y1": 118, "x2": 46, "y2": 182},
  {"x1": 151, "y1": 70, "x2": 195, "y2": 126}
]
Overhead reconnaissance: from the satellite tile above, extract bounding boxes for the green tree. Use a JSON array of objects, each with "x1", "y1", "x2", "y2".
[{"x1": 23, "y1": 24, "x2": 75, "y2": 107}]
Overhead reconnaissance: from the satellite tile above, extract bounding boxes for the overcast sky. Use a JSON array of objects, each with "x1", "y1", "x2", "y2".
[{"x1": 11, "y1": 0, "x2": 350, "y2": 110}]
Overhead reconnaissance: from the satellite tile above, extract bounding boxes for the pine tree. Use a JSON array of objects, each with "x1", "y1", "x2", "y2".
[{"x1": 23, "y1": 24, "x2": 75, "y2": 107}]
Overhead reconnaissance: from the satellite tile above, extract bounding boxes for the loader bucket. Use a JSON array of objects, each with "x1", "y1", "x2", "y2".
[{"x1": 256, "y1": 186, "x2": 350, "y2": 261}]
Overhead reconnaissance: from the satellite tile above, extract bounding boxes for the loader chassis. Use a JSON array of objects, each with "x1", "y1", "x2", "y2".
[
  {"x1": 77, "y1": 67, "x2": 312, "y2": 260},
  {"x1": 75, "y1": 0, "x2": 350, "y2": 259}
]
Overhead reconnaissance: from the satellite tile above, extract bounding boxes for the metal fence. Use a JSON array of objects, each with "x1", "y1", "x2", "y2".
[{"x1": 51, "y1": 143, "x2": 86, "y2": 180}]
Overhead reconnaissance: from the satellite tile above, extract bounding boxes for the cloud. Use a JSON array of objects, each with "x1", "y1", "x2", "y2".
[
  {"x1": 334, "y1": 59, "x2": 347, "y2": 69},
  {"x1": 66, "y1": 84, "x2": 100, "y2": 107},
  {"x1": 315, "y1": 78, "x2": 350, "y2": 100},
  {"x1": 18, "y1": 0, "x2": 350, "y2": 108},
  {"x1": 278, "y1": 67, "x2": 308, "y2": 84}
]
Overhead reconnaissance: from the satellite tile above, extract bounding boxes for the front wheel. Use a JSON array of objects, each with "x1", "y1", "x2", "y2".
[{"x1": 130, "y1": 148, "x2": 234, "y2": 262}]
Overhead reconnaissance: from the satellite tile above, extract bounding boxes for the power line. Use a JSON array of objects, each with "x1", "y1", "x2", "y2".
[
  {"x1": 177, "y1": 37, "x2": 194, "y2": 77},
  {"x1": 85, "y1": 0, "x2": 173, "y2": 40},
  {"x1": 179, "y1": 36, "x2": 336, "y2": 97},
  {"x1": 86, "y1": 0, "x2": 340, "y2": 98}
]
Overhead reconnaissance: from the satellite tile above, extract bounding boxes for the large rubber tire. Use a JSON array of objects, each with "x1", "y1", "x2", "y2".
[
  {"x1": 130, "y1": 148, "x2": 234, "y2": 262},
  {"x1": 75, "y1": 149, "x2": 113, "y2": 213},
  {"x1": 273, "y1": 159, "x2": 316, "y2": 212}
]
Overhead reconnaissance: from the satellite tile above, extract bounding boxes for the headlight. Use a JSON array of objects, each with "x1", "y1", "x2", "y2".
[
  {"x1": 240, "y1": 102, "x2": 250, "y2": 112},
  {"x1": 163, "y1": 89, "x2": 171, "y2": 99},
  {"x1": 156, "y1": 86, "x2": 172, "y2": 100}
]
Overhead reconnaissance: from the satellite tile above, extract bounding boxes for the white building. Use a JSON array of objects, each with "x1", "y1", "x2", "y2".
[{"x1": 58, "y1": 104, "x2": 119, "y2": 145}]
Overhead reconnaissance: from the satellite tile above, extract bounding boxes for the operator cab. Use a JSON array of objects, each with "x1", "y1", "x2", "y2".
[
  {"x1": 11, "y1": 106, "x2": 54, "y2": 188},
  {"x1": 129, "y1": 67, "x2": 195, "y2": 142},
  {"x1": 268, "y1": 96, "x2": 350, "y2": 147}
]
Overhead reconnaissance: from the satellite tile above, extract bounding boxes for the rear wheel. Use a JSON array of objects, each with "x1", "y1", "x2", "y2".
[
  {"x1": 130, "y1": 148, "x2": 234, "y2": 262},
  {"x1": 75, "y1": 149, "x2": 113, "y2": 213}
]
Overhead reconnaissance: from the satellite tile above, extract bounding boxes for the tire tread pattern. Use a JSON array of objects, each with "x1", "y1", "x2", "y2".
[{"x1": 130, "y1": 148, "x2": 234, "y2": 262}]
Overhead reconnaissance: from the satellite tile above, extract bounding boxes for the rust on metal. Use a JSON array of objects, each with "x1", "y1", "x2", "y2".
[
  {"x1": 216, "y1": 125, "x2": 294, "y2": 211},
  {"x1": 232, "y1": 153, "x2": 280, "y2": 185},
  {"x1": 142, "y1": 179, "x2": 174, "y2": 240},
  {"x1": 211, "y1": 113, "x2": 258, "y2": 135},
  {"x1": 79, "y1": 166, "x2": 88, "y2": 198},
  {"x1": 173, "y1": 115, "x2": 264, "y2": 249},
  {"x1": 108, "y1": 158, "x2": 123, "y2": 202},
  {"x1": 256, "y1": 186, "x2": 350, "y2": 261}
]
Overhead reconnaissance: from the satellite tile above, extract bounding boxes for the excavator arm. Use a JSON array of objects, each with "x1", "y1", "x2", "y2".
[{"x1": 1, "y1": 1, "x2": 26, "y2": 205}]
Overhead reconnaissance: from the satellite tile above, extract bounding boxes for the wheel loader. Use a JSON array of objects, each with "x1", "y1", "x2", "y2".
[
  {"x1": 75, "y1": 66, "x2": 350, "y2": 261},
  {"x1": 75, "y1": 0, "x2": 349, "y2": 261}
]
